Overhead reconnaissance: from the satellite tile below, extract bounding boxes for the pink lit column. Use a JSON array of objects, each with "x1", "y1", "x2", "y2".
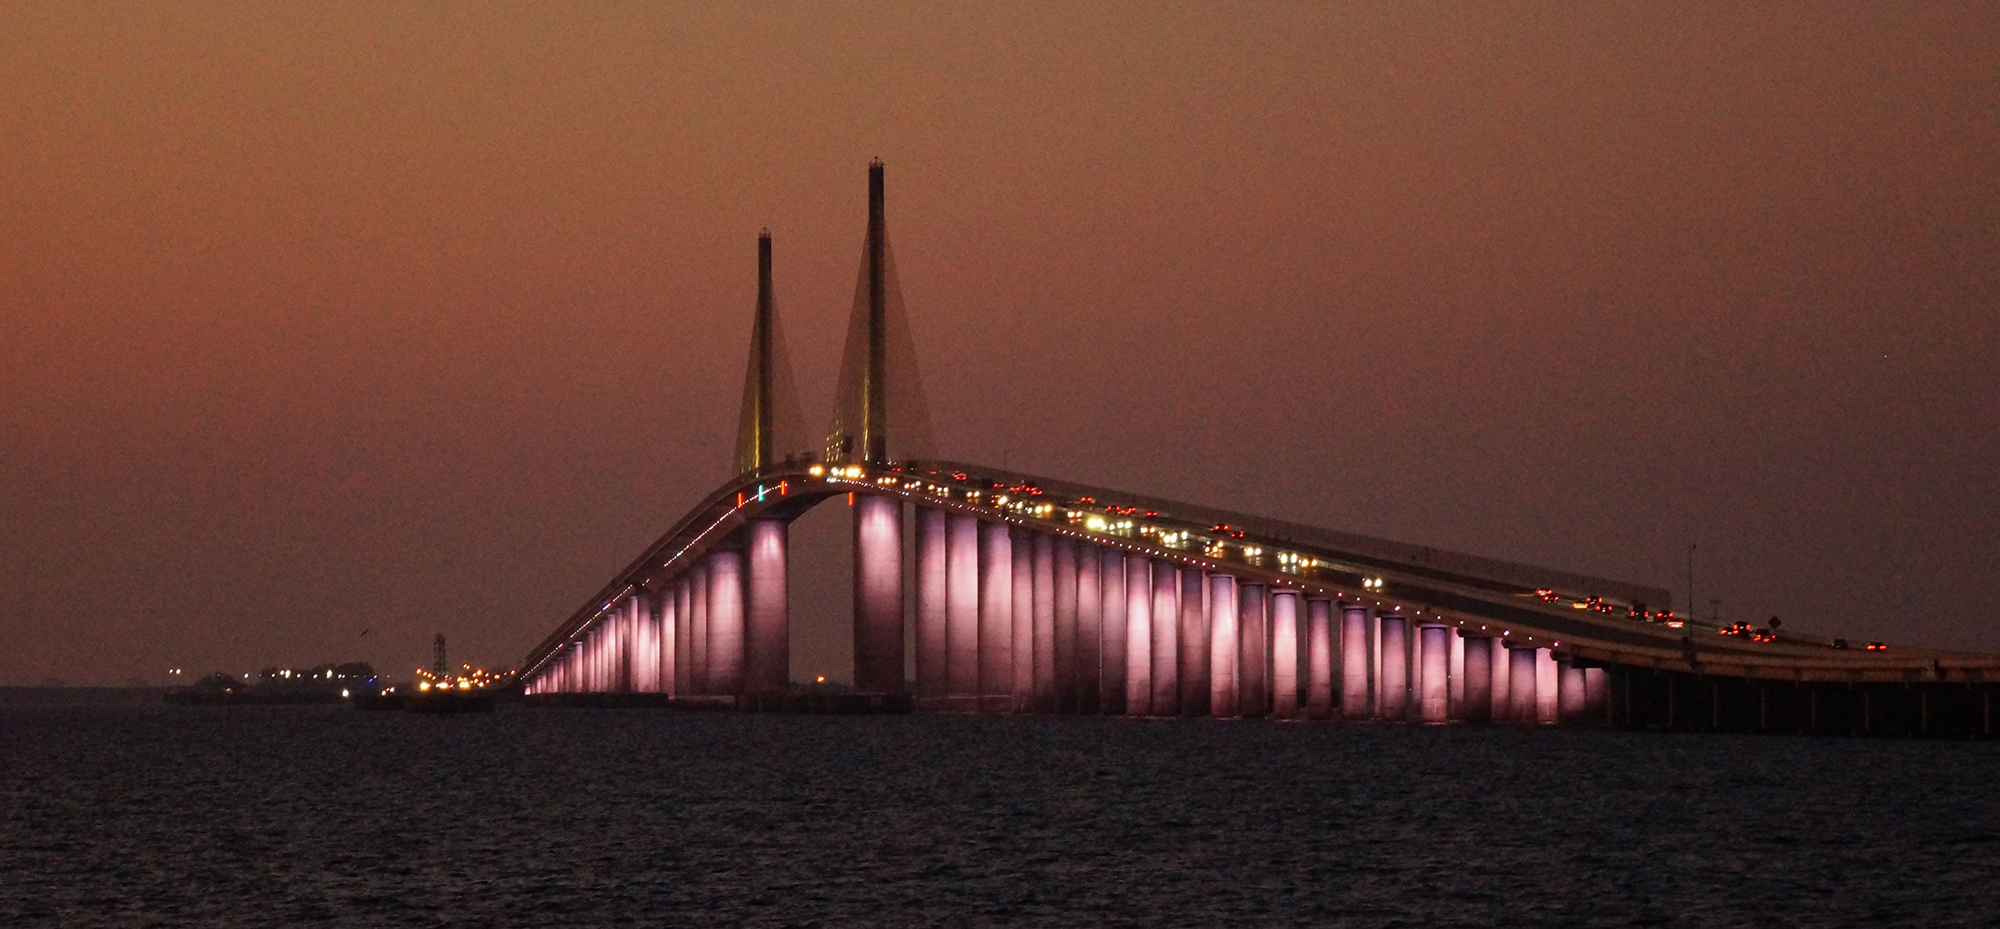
[
  {"x1": 689, "y1": 564, "x2": 710, "y2": 695},
  {"x1": 1238, "y1": 583, "x2": 1268, "y2": 718},
  {"x1": 660, "y1": 588, "x2": 677, "y2": 697},
  {"x1": 1076, "y1": 543, "x2": 1103, "y2": 714},
  {"x1": 915, "y1": 507, "x2": 948, "y2": 701},
  {"x1": 1557, "y1": 656, "x2": 1586, "y2": 725},
  {"x1": 674, "y1": 579, "x2": 692, "y2": 696},
  {"x1": 1448, "y1": 631, "x2": 1466, "y2": 719},
  {"x1": 1124, "y1": 553, "x2": 1152, "y2": 716},
  {"x1": 1418, "y1": 623, "x2": 1449, "y2": 723},
  {"x1": 1150, "y1": 561, "x2": 1179, "y2": 716},
  {"x1": 1341, "y1": 604, "x2": 1370, "y2": 720},
  {"x1": 1209, "y1": 573, "x2": 1239, "y2": 717},
  {"x1": 1378, "y1": 615, "x2": 1409, "y2": 721},
  {"x1": 1306, "y1": 598, "x2": 1334, "y2": 720},
  {"x1": 634, "y1": 594, "x2": 660, "y2": 693},
  {"x1": 1583, "y1": 668, "x2": 1609, "y2": 726},
  {"x1": 1053, "y1": 537, "x2": 1080, "y2": 714},
  {"x1": 1097, "y1": 547, "x2": 1127, "y2": 714},
  {"x1": 1461, "y1": 635, "x2": 1492, "y2": 723},
  {"x1": 1011, "y1": 528, "x2": 1033, "y2": 710},
  {"x1": 1032, "y1": 533, "x2": 1057, "y2": 713},
  {"x1": 1490, "y1": 636, "x2": 1512, "y2": 721},
  {"x1": 979, "y1": 520, "x2": 1013, "y2": 709},
  {"x1": 746, "y1": 519, "x2": 790, "y2": 696},
  {"x1": 853, "y1": 495, "x2": 903, "y2": 694},
  {"x1": 1270, "y1": 589, "x2": 1301, "y2": 719},
  {"x1": 1507, "y1": 643, "x2": 1537, "y2": 723},
  {"x1": 1535, "y1": 648, "x2": 1559, "y2": 725},
  {"x1": 1179, "y1": 569, "x2": 1209, "y2": 717},
  {"x1": 947, "y1": 513, "x2": 980, "y2": 703},
  {"x1": 707, "y1": 550, "x2": 746, "y2": 697}
]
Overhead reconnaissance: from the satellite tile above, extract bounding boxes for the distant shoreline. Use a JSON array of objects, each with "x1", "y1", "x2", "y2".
[{"x1": 0, "y1": 686, "x2": 171, "y2": 705}]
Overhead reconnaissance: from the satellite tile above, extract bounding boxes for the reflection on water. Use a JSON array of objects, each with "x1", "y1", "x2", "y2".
[{"x1": 3, "y1": 698, "x2": 1996, "y2": 927}]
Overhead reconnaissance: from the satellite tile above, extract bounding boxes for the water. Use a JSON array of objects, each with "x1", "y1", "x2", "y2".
[{"x1": 4, "y1": 696, "x2": 1997, "y2": 927}]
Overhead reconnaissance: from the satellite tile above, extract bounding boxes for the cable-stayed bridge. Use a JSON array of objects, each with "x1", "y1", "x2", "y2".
[{"x1": 519, "y1": 162, "x2": 1999, "y2": 737}]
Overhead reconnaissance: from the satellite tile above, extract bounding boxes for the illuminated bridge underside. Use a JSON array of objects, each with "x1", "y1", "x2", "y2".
[{"x1": 520, "y1": 459, "x2": 2000, "y2": 735}]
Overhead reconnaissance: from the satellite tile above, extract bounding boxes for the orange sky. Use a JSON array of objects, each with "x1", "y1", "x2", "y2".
[{"x1": 3, "y1": 2, "x2": 1995, "y2": 683}]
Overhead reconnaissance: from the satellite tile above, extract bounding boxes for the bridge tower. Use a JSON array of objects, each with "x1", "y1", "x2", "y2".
[
  {"x1": 826, "y1": 161, "x2": 935, "y2": 694},
  {"x1": 734, "y1": 231, "x2": 806, "y2": 697}
]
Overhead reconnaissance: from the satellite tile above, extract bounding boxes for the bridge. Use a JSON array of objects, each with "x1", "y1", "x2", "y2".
[{"x1": 519, "y1": 162, "x2": 1999, "y2": 737}]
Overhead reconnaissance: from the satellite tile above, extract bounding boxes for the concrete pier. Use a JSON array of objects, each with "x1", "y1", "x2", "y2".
[
  {"x1": 689, "y1": 563, "x2": 710, "y2": 694},
  {"x1": 1461, "y1": 635, "x2": 1492, "y2": 723},
  {"x1": 1099, "y1": 547, "x2": 1127, "y2": 714},
  {"x1": 1558, "y1": 656, "x2": 1586, "y2": 725},
  {"x1": 1490, "y1": 635, "x2": 1513, "y2": 722},
  {"x1": 915, "y1": 507, "x2": 948, "y2": 701},
  {"x1": 1378, "y1": 615, "x2": 1408, "y2": 721},
  {"x1": 1419, "y1": 623, "x2": 1449, "y2": 723},
  {"x1": 1209, "y1": 573, "x2": 1239, "y2": 717},
  {"x1": 1180, "y1": 569, "x2": 1209, "y2": 717},
  {"x1": 745, "y1": 518, "x2": 790, "y2": 695},
  {"x1": 1341, "y1": 604, "x2": 1370, "y2": 720},
  {"x1": 853, "y1": 495, "x2": 902, "y2": 694},
  {"x1": 1507, "y1": 643, "x2": 1538, "y2": 723},
  {"x1": 1306, "y1": 598, "x2": 1334, "y2": 719},
  {"x1": 980, "y1": 520, "x2": 1013, "y2": 708},
  {"x1": 1270, "y1": 589, "x2": 1300, "y2": 718},
  {"x1": 1053, "y1": 537, "x2": 1079, "y2": 713},
  {"x1": 1125, "y1": 553, "x2": 1152, "y2": 715},
  {"x1": 1239, "y1": 583, "x2": 1268, "y2": 718},
  {"x1": 1076, "y1": 542, "x2": 1103, "y2": 713},
  {"x1": 707, "y1": 549, "x2": 746, "y2": 696},
  {"x1": 674, "y1": 579, "x2": 692, "y2": 696},
  {"x1": 1150, "y1": 561, "x2": 1179, "y2": 716},
  {"x1": 1011, "y1": 528, "x2": 1033, "y2": 709},
  {"x1": 947, "y1": 512, "x2": 980, "y2": 702}
]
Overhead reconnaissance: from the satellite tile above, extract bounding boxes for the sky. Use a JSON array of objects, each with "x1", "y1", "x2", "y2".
[{"x1": 2, "y1": 2, "x2": 1995, "y2": 685}]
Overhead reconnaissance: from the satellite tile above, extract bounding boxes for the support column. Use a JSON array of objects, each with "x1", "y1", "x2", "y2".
[
  {"x1": 947, "y1": 512, "x2": 980, "y2": 702},
  {"x1": 1461, "y1": 634, "x2": 1492, "y2": 723},
  {"x1": 1076, "y1": 543, "x2": 1103, "y2": 714},
  {"x1": 1032, "y1": 533, "x2": 1057, "y2": 713},
  {"x1": 661, "y1": 588, "x2": 678, "y2": 696},
  {"x1": 746, "y1": 518, "x2": 790, "y2": 695},
  {"x1": 1011, "y1": 527, "x2": 1033, "y2": 711},
  {"x1": 1180, "y1": 569, "x2": 1209, "y2": 717},
  {"x1": 1448, "y1": 629, "x2": 1466, "y2": 719},
  {"x1": 1557, "y1": 656, "x2": 1586, "y2": 725},
  {"x1": 853, "y1": 494, "x2": 903, "y2": 694},
  {"x1": 1536, "y1": 647, "x2": 1559, "y2": 725},
  {"x1": 1419, "y1": 623, "x2": 1449, "y2": 723},
  {"x1": 1306, "y1": 597, "x2": 1334, "y2": 720},
  {"x1": 915, "y1": 507, "x2": 948, "y2": 701},
  {"x1": 689, "y1": 564, "x2": 710, "y2": 694},
  {"x1": 1583, "y1": 667, "x2": 1609, "y2": 726},
  {"x1": 1341, "y1": 604, "x2": 1370, "y2": 720},
  {"x1": 615, "y1": 596, "x2": 636, "y2": 692},
  {"x1": 1053, "y1": 537, "x2": 1079, "y2": 713},
  {"x1": 1507, "y1": 643, "x2": 1538, "y2": 723},
  {"x1": 634, "y1": 594, "x2": 660, "y2": 693},
  {"x1": 707, "y1": 549, "x2": 746, "y2": 697},
  {"x1": 1124, "y1": 553, "x2": 1152, "y2": 716},
  {"x1": 1239, "y1": 583, "x2": 1268, "y2": 718},
  {"x1": 979, "y1": 520, "x2": 1013, "y2": 709},
  {"x1": 1378, "y1": 615, "x2": 1409, "y2": 721},
  {"x1": 1150, "y1": 561, "x2": 1179, "y2": 716},
  {"x1": 1490, "y1": 636, "x2": 1512, "y2": 721},
  {"x1": 1099, "y1": 547, "x2": 1127, "y2": 714},
  {"x1": 1270, "y1": 589, "x2": 1300, "y2": 719},
  {"x1": 1209, "y1": 573, "x2": 1239, "y2": 717}
]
